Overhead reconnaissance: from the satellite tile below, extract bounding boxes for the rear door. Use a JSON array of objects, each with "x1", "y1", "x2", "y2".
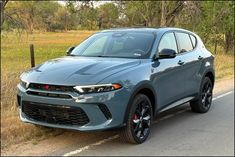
[{"x1": 175, "y1": 32, "x2": 203, "y2": 97}]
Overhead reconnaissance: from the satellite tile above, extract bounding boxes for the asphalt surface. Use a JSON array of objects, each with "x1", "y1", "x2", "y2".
[{"x1": 62, "y1": 89, "x2": 234, "y2": 156}]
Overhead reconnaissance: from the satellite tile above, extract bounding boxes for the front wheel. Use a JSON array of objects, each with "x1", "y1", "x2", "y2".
[
  {"x1": 120, "y1": 94, "x2": 152, "y2": 144},
  {"x1": 190, "y1": 77, "x2": 213, "y2": 113}
]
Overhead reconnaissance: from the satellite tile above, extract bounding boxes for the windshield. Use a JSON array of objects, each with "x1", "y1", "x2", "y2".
[{"x1": 71, "y1": 32, "x2": 155, "y2": 58}]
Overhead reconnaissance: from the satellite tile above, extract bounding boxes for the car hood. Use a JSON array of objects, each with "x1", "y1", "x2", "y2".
[{"x1": 21, "y1": 56, "x2": 140, "y2": 85}]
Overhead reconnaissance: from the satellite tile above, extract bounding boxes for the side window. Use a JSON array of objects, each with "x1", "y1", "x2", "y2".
[
  {"x1": 176, "y1": 32, "x2": 193, "y2": 53},
  {"x1": 189, "y1": 34, "x2": 197, "y2": 48},
  {"x1": 158, "y1": 32, "x2": 178, "y2": 53}
]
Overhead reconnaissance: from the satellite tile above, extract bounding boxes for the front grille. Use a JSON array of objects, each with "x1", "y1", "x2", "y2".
[
  {"x1": 22, "y1": 101, "x2": 89, "y2": 126},
  {"x1": 29, "y1": 83, "x2": 74, "y2": 92},
  {"x1": 26, "y1": 91, "x2": 72, "y2": 99}
]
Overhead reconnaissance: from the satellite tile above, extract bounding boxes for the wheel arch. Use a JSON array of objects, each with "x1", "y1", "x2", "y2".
[
  {"x1": 195, "y1": 68, "x2": 215, "y2": 100},
  {"x1": 203, "y1": 68, "x2": 215, "y2": 88},
  {"x1": 123, "y1": 81, "x2": 157, "y2": 125}
]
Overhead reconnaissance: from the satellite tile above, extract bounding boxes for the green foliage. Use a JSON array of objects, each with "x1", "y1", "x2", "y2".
[
  {"x1": 122, "y1": 1, "x2": 160, "y2": 27},
  {"x1": 77, "y1": 2, "x2": 98, "y2": 30},
  {"x1": 3, "y1": 1, "x2": 61, "y2": 32},
  {"x1": 98, "y1": 3, "x2": 119, "y2": 29},
  {"x1": 2, "y1": 1, "x2": 234, "y2": 53},
  {"x1": 197, "y1": 1, "x2": 234, "y2": 53}
]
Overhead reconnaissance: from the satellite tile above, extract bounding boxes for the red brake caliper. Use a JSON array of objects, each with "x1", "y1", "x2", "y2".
[{"x1": 133, "y1": 114, "x2": 138, "y2": 120}]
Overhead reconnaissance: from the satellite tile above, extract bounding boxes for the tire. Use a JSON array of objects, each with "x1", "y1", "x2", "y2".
[
  {"x1": 190, "y1": 77, "x2": 213, "y2": 113},
  {"x1": 119, "y1": 94, "x2": 153, "y2": 144}
]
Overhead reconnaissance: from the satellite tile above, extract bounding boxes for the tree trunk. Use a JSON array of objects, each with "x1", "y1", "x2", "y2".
[
  {"x1": 0, "y1": 0, "x2": 9, "y2": 28},
  {"x1": 64, "y1": 14, "x2": 68, "y2": 32},
  {"x1": 225, "y1": 32, "x2": 232, "y2": 53},
  {"x1": 0, "y1": 2, "x2": 4, "y2": 27},
  {"x1": 160, "y1": 1, "x2": 166, "y2": 27},
  {"x1": 29, "y1": 17, "x2": 34, "y2": 34},
  {"x1": 214, "y1": 39, "x2": 217, "y2": 54},
  {"x1": 98, "y1": 17, "x2": 102, "y2": 29},
  {"x1": 165, "y1": 2, "x2": 184, "y2": 26},
  {"x1": 160, "y1": 1, "x2": 184, "y2": 27}
]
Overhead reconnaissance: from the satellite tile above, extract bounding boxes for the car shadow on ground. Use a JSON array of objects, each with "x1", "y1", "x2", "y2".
[{"x1": 49, "y1": 103, "x2": 201, "y2": 155}]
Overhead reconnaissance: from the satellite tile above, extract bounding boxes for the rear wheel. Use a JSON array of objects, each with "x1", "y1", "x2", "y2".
[
  {"x1": 190, "y1": 77, "x2": 213, "y2": 113},
  {"x1": 120, "y1": 94, "x2": 152, "y2": 144}
]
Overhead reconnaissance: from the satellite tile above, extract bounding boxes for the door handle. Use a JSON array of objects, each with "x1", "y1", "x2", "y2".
[
  {"x1": 198, "y1": 56, "x2": 203, "y2": 60},
  {"x1": 178, "y1": 60, "x2": 184, "y2": 65}
]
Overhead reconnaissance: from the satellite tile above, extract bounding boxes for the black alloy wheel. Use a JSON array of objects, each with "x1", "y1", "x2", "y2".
[
  {"x1": 120, "y1": 94, "x2": 152, "y2": 144},
  {"x1": 190, "y1": 77, "x2": 213, "y2": 113},
  {"x1": 201, "y1": 79, "x2": 213, "y2": 110},
  {"x1": 132, "y1": 99, "x2": 151, "y2": 140}
]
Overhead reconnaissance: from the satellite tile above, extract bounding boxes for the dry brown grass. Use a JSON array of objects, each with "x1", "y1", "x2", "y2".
[
  {"x1": 214, "y1": 54, "x2": 234, "y2": 80},
  {"x1": 1, "y1": 31, "x2": 234, "y2": 149},
  {"x1": 1, "y1": 31, "x2": 96, "y2": 149}
]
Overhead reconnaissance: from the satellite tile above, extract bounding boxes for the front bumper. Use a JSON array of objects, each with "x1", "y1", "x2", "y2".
[{"x1": 17, "y1": 83, "x2": 131, "y2": 131}]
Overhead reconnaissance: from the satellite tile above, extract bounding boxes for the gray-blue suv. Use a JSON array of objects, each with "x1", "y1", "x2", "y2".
[{"x1": 17, "y1": 28, "x2": 215, "y2": 144}]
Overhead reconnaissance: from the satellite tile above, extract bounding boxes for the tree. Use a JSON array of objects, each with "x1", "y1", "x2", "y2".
[
  {"x1": 97, "y1": 3, "x2": 119, "y2": 29},
  {"x1": 0, "y1": 0, "x2": 9, "y2": 27},
  {"x1": 76, "y1": 1, "x2": 98, "y2": 30},
  {"x1": 198, "y1": 1, "x2": 234, "y2": 53},
  {"x1": 36, "y1": 1, "x2": 61, "y2": 31},
  {"x1": 55, "y1": 7, "x2": 70, "y2": 31},
  {"x1": 120, "y1": 1, "x2": 160, "y2": 27},
  {"x1": 174, "y1": 1, "x2": 201, "y2": 31},
  {"x1": 1, "y1": 0, "x2": 234, "y2": 53},
  {"x1": 4, "y1": 1, "x2": 43, "y2": 33},
  {"x1": 221, "y1": 1, "x2": 234, "y2": 53},
  {"x1": 160, "y1": 1, "x2": 185, "y2": 27},
  {"x1": 3, "y1": 1, "x2": 62, "y2": 32}
]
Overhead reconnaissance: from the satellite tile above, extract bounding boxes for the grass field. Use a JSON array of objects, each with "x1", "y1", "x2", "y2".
[{"x1": 1, "y1": 31, "x2": 234, "y2": 149}]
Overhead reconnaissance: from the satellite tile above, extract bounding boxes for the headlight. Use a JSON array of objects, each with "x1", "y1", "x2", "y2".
[
  {"x1": 20, "y1": 79, "x2": 29, "y2": 89},
  {"x1": 74, "y1": 83, "x2": 122, "y2": 94}
]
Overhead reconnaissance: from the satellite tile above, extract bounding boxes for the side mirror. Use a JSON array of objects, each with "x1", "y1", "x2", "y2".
[
  {"x1": 158, "y1": 49, "x2": 176, "y2": 59},
  {"x1": 66, "y1": 46, "x2": 75, "y2": 56}
]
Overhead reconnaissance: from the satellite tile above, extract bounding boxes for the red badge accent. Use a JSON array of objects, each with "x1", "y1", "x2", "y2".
[{"x1": 44, "y1": 85, "x2": 49, "y2": 90}]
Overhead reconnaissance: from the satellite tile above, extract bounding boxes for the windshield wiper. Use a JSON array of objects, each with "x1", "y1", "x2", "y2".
[
  {"x1": 67, "y1": 54, "x2": 77, "y2": 56},
  {"x1": 96, "y1": 55, "x2": 112, "y2": 57},
  {"x1": 76, "y1": 55, "x2": 109, "y2": 57}
]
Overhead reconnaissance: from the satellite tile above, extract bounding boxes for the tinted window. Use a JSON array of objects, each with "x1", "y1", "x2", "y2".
[
  {"x1": 158, "y1": 32, "x2": 178, "y2": 53},
  {"x1": 71, "y1": 32, "x2": 155, "y2": 58},
  {"x1": 111, "y1": 39, "x2": 124, "y2": 52},
  {"x1": 190, "y1": 34, "x2": 196, "y2": 48},
  {"x1": 176, "y1": 32, "x2": 193, "y2": 53}
]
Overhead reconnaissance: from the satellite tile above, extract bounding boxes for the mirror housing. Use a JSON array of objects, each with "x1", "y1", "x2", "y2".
[
  {"x1": 66, "y1": 46, "x2": 75, "y2": 56},
  {"x1": 157, "y1": 49, "x2": 176, "y2": 59}
]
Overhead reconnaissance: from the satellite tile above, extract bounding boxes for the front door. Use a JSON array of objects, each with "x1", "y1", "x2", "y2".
[{"x1": 151, "y1": 32, "x2": 185, "y2": 110}]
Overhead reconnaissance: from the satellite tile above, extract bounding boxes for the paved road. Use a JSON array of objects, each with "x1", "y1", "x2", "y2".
[
  {"x1": 3, "y1": 89, "x2": 234, "y2": 156},
  {"x1": 60, "y1": 89, "x2": 234, "y2": 156}
]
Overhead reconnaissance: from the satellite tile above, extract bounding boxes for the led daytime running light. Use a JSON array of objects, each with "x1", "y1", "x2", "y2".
[{"x1": 74, "y1": 83, "x2": 122, "y2": 94}]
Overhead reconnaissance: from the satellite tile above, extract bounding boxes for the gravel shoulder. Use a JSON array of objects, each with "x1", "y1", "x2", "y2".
[{"x1": 213, "y1": 77, "x2": 234, "y2": 94}]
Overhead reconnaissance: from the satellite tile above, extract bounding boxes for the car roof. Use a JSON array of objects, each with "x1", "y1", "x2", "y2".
[{"x1": 100, "y1": 27, "x2": 193, "y2": 34}]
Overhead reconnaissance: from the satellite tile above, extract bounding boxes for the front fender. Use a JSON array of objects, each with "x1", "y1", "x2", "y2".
[{"x1": 122, "y1": 81, "x2": 157, "y2": 124}]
